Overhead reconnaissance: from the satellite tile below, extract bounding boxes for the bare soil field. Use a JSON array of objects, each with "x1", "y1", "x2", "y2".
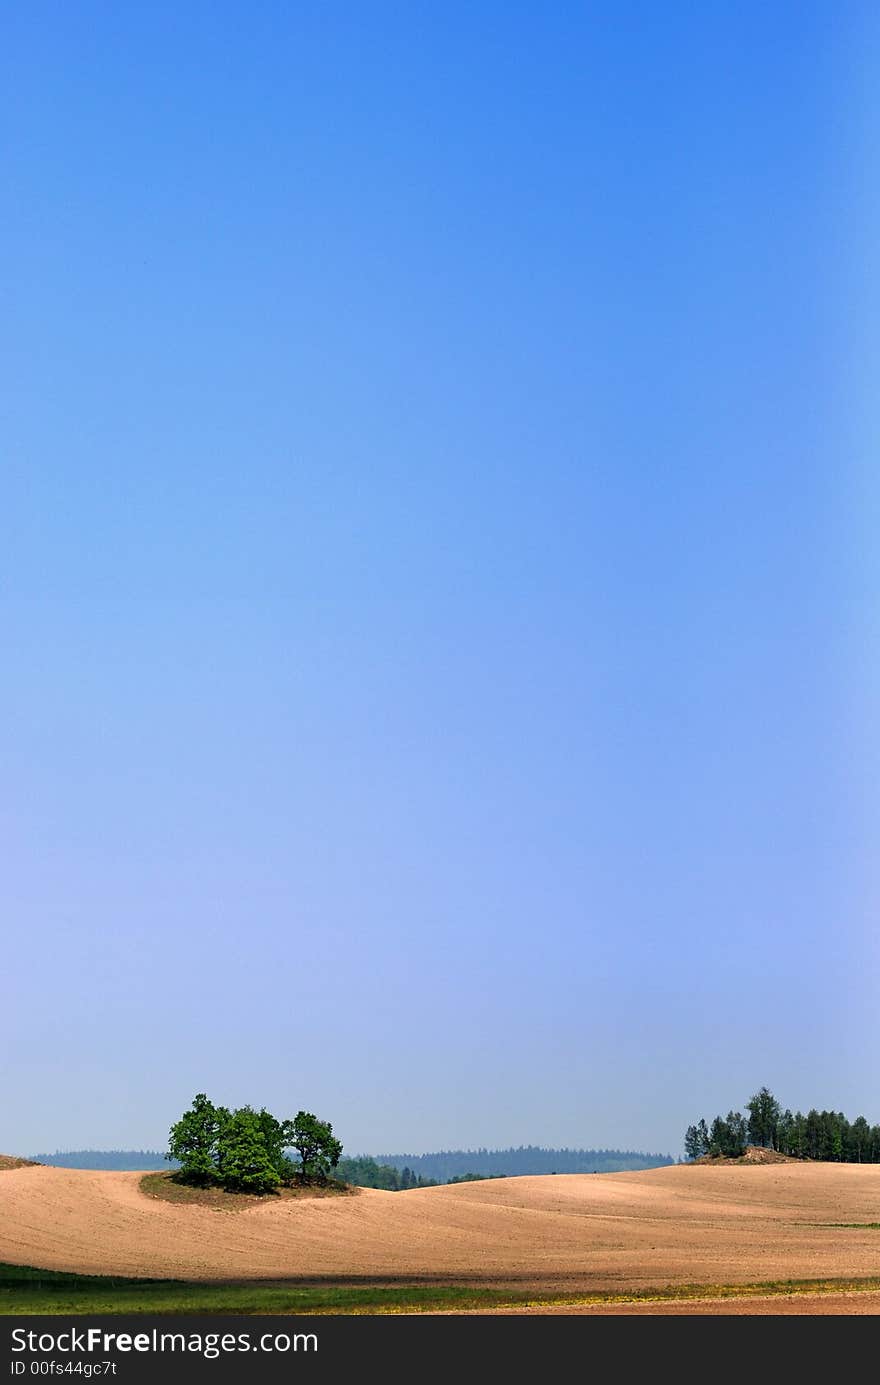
[{"x1": 2, "y1": 1160, "x2": 879, "y2": 1309}]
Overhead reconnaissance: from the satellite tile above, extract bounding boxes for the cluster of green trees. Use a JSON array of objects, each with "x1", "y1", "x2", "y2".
[
  {"x1": 335, "y1": 1157, "x2": 438, "y2": 1190},
  {"x1": 446, "y1": 1172, "x2": 506, "y2": 1184},
  {"x1": 685, "y1": 1087, "x2": 880, "y2": 1163},
  {"x1": 335, "y1": 1157, "x2": 507, "y2": 1190},
  {"x1": 167, "y1": 1094, "x2": 342, "y2": 1193}
]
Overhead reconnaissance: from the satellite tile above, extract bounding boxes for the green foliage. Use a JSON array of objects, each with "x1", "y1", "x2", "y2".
[
  {"x1": 680, "y1": 1118, "x2": 723, "y2": 1159},
  {"x1": 167, "y1": 1093, "x2": 221, "y2": 1185},
  {"x1": 218, "y1": 1107, "x2": 280, "y2": 1193},
  {"x1": 212, "y1": 1106, "x2": 232, "y2": 1181},
  {"x1": 166, "y1": 1095, "x2": 344, "y2": 1194},
  {"x1": 708, "y1": 1116, "x2": 728, "y2": 1158},
  {"x1": 256, "y1": 1108, "x2": 289, "y2": 1171},
  {"x1": 747, "y1": 1087, "x2": 782, "y2": 1149},
  {"x1": 684, "y1": 1088, "x2": 880, "y2": 1164},
  {"x1": 6, "y1": 1262, "x2": 880, "y2": 1316},
  {"x1": 288, "y1": 1110, "x2": 343, "y2": 1183},
  {"x1": 336, "y1": 1157, "x2": 437, "y2": 1190},
  {"x1": 446, "y1": 1172, "x2": 506, "y2": 1184},
  {"x1": 851, "y1": 1116, "x2": 872, "y2": 1162},
  {"x1": 707, "y1": 1112, "x2": 747, "y2": 1158},
  {"x1": 0, "y1": 1262, "x2": 520, "y2": 1315},
  {"x1": 335, "y1": 1158, "x2": 504, "y2": 1190},
  {"x1": 727, "y1": 1111, "x2": 747, "y2": 1155},
  {"x1": 276, "y1": 1154, "x2": 299, "y2": 1185},
  {"x1": 683, "y1": 1125, "x2": 702, "y2": 1160}
]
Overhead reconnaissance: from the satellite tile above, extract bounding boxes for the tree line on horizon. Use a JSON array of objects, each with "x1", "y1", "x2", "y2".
[
  {"x1": 335, "y1": 1157, "x2": 508, "y2": 1190},
  {"x1": 336, "y1": 1156, "x2": 438, "y2": 1189},
  {"x1": 28, "y1": 1142, "x2": 674, "y2": 1181},
  {"x1": 29, "y1": 1150, "x2": 174, "y2": 1171},
  {"x1": 168, "y1": 1094, "x2": 342, "y2": 1193},
  {"x1": 373, "y1": 1145, "x2": 674, "y2": 1182},
  {"x1": 685, "y1": 1087, "x2": 880, "y2": 1163}
]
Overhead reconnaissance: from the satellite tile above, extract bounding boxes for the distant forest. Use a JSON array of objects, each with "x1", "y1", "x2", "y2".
[
  {"x1": 30, "y1": 1145, "x2": 673, "y2": 1180},
  {"x1": 372, "y1": 1147, "x2": 674, "y2": 1181},
  {"x1": 30, "y1": 1150, "x2": 175, "y2": 1170},
  {"x1": 336, "y1": 1157, "x2": 438, "y2": 1189}
]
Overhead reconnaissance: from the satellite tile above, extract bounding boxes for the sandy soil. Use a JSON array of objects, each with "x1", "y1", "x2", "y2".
[{"x1": 1, "y1": 1162, "x2": 879, "y2": 1304}]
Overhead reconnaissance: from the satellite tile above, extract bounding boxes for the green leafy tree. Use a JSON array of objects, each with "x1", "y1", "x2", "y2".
[
  {"x1": 747, "y1": 1087, "x2": 781, "y2": 1149},
  {"x1": 804, "y1": 1109, "x2": 822, "y2": 1160},
  {"x1": 256, "y1": 1108, "x2": 289, "y2": 1170},
  {"x1": 781, "y1": 1110, "x2": 805, "y2": 1158},
  {"x1": 817, "y1": 1112, "x2": 836, "y2": 1162},
  {"x1": 709, "y1": 1116, "x2": 730, "y2": 1158},
  {"x1": 213, "y1": 1105, "x2": 232, "y2": 1181},
  {"x1": 289, "y1": 1110, "x2": 343, "y2": 1182},
  {"x1": 684, "y1": 1125, "x2": 701, "y2": 1161},
  {"x1": 696, "y1": 1118, "x2": 710, "y2": 1156},
  {"x1": 831, "y1": 1117, "x2": 844, "y2": 1163},
  {"x1": 850, "y1": 1116, "x2": 871, "y2": 1163},
  {"x1": 336, "y1": 1157, "x2": 402, "y2": 1189},
  {"x1": 167, "y1": 1093, "x2": 220, "y2": 1185},
  {"x1": 725, "y1": 1110, "x2": 747, "y2": 1156},
  {"x1": 776, "y1": 1108, "x2": 794, "y2": 1157},
  {"x1": 219, "y1": 1107, "x2": 280, "y2": 1193}
]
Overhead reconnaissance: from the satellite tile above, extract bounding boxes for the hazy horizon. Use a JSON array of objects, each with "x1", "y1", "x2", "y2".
[
  {"x1": 4, "y1": 4, "x2": 879, "y2": 1161},
  {"x1": 22, "y1": 1140, "x2": 676, "y2": 1161}
]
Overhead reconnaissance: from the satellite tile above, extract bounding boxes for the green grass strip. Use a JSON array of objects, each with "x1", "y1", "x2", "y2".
[
  {"x1": 813, "y1": 1223, "x2": 880, "y2": 1230},
  {"x1": 3, "y1": 1265, "x2": 880, "y2": 1315}
]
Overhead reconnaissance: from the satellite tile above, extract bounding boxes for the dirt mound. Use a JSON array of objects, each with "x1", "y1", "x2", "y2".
[
  {"x1": 0, "y1": 1155, "x2": 38, "y2": 1170},
  {"x1": 140, "y1": 1170, "x2": 355, "y2": 1209},
  {"x1": 696, "y1": 1146, "x2": 799, "y2": 1166},
  {"x1": 739, "y1": 1146, "x2": 798, "y2": 1165}
]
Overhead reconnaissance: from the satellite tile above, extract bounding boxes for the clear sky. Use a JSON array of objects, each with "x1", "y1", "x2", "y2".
[{"x1": 3, "y1": 3, "x2": 878, "y2": 1159}]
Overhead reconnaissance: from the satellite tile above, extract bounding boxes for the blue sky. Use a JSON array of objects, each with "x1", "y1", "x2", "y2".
[{"x1": 3, "y1": 3, "x2": 877, "y2": 1157}]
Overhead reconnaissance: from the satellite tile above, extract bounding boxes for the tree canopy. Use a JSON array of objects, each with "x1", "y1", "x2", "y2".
[
  {"x1": 684, "y1": 1087, "x2": 880, "y2": 1163},
  {"x1": 167, "y1": 1094, "x2": 343, "y2": 1194}
]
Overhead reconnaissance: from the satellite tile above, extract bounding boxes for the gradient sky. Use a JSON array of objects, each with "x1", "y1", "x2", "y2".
[{"x1": 3, "y1": 3, "x2": 878, "y2": 1159}]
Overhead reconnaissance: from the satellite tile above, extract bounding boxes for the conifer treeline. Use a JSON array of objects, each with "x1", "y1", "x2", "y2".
[
  {"x1": 335, "y1": 1157, "x2": 438, "y2": 1190},
  {"x1": 374, "y1": 1146, "x2": 673, "y2": 1181},
  {"x1": 336, "y1": 1157, "x2": 508, "y2": 1189},
  {"x1": 685, "y1": 1087, "x2": 880, "y2": 1162},
  {"x1": 29, "y1": 1150, "x2": 172, "y2": 1171}
]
